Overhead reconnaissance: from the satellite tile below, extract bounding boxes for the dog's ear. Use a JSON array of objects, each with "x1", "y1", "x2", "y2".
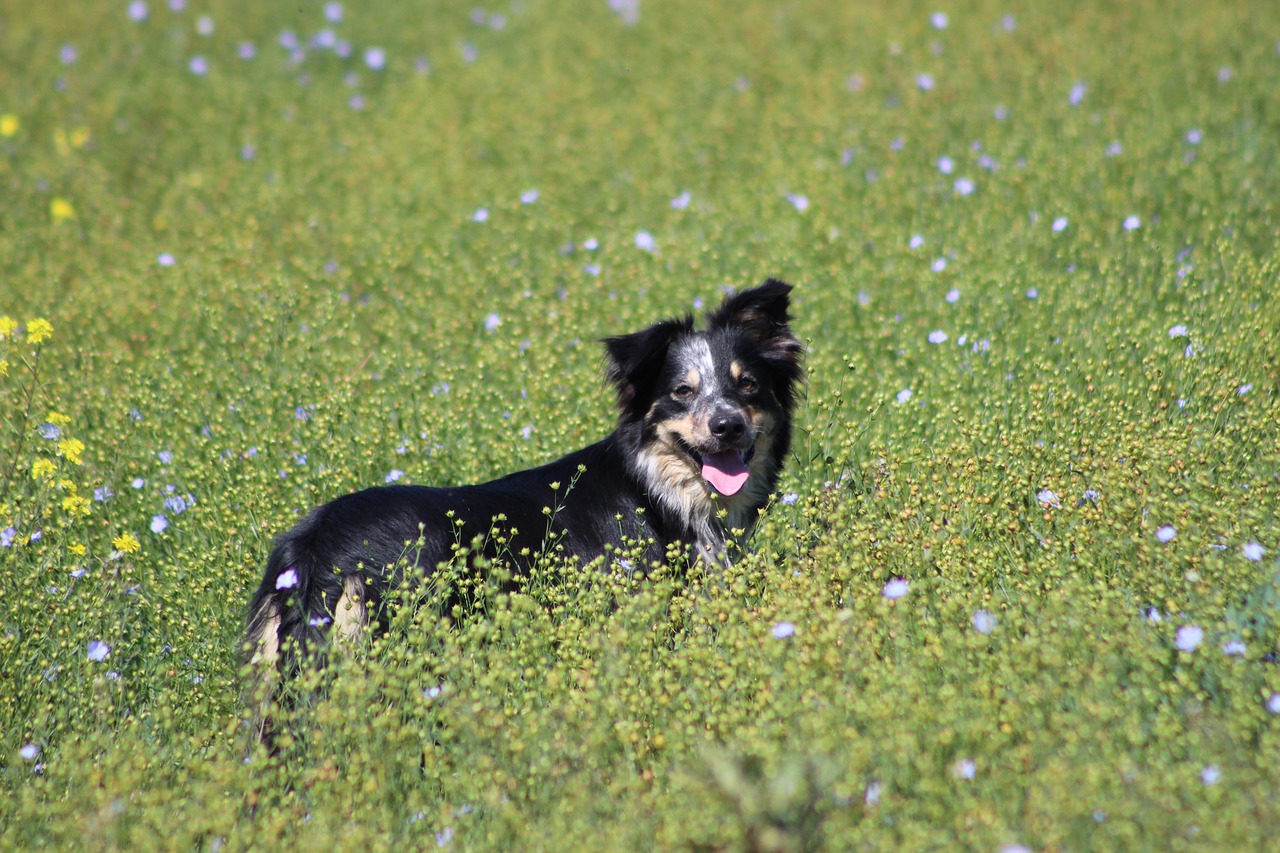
[
  {"x1": 708, "y1": 279, "x2": 803, "y2": 370},
  {"x1": 603, "y1": 317, "x2": 691, "y2": 412}
]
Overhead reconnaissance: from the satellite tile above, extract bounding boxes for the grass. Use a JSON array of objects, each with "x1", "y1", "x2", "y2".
[{"x1": 2, "y1": 0, "x2": 1279, "y2": 848}]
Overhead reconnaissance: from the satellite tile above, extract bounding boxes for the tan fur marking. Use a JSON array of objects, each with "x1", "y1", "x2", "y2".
[
  {"x1": 248, "y1": 600, "x2": 281, "y2": 668},
  {"x1": 332, "y1": 578, "x2": 368, "y2": 647},
  {"x1": 730, "y1": 361, "x2": 744, "y2": 381},
  {"x1": 684, "y1": 367, "x2": 701, "y2": 389}
]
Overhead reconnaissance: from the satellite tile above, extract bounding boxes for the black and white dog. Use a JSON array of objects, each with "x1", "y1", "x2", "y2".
[{"x1": 243, "y1": 279, "x2": 802, "y2": 710}]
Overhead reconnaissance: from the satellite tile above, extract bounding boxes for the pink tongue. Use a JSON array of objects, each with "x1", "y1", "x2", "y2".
[{"x1": 701, "y1": 451, "x2": 749, "y2": 496}]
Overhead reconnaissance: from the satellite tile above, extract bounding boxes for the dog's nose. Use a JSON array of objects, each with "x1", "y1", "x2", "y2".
[{"x1": 709, "y1": 412, "x2": 747, "y2": 442}]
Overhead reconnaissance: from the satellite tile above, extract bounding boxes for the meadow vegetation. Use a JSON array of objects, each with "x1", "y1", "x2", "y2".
[{"x1": 2, "y1": 0, "x2": 1279, "y2": 848}]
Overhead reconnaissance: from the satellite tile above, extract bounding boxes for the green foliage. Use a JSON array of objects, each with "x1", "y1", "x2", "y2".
[{"x1": 3, "y1": 0, "x2": 1280, "y2": 848}]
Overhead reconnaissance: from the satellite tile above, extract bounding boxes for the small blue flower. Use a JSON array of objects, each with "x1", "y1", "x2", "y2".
[
  {"x1": 1, "y1": 527, "x2": 16, "y2": 547},
  {"x1": 39, "y1": 423, "x2": 61, "y2": 440},
  {"x1": 151, "y1": 514, "x2": 169, "y2": 534}
]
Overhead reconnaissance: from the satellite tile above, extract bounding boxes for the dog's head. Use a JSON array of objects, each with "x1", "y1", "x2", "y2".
[{"x1": 604, "y1": 279, "x2": 803, "y2": 531}]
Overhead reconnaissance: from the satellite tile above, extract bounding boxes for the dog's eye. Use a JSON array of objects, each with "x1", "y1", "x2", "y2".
[
  {"x1": 738, "y1": 376, "x2": 758, "y2": 394},
  {"x1": 672, "y1": 384, "x2": 695, "y2": 399}
]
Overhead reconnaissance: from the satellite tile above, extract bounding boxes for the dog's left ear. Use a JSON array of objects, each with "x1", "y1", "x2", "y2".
[{"x1": 708, "y1": 279, "x2": 803, "y2": 370}]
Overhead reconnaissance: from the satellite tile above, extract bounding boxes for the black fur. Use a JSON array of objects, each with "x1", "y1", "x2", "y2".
[{"x1": 242, "y1": 280, "x2": 802, "y2": 724}]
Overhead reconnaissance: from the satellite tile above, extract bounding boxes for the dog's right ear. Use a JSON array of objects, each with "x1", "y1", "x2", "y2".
[{"x1": 603, "y1": 317, "x2": 691, "y2": 412}]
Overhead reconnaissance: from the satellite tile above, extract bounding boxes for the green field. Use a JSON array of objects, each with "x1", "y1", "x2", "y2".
[{"x1": 3, "y1": 0, "x2": 1279, "y2": 848}]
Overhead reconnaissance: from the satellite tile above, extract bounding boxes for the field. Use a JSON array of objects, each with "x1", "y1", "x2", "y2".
[{"x1": 3, "y1": 0, "x2": 1280, "y2": 848}]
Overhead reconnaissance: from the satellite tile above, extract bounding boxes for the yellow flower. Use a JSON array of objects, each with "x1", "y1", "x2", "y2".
[
  {"x1": 69, "y1": 543, "x2": 86, "y2": 556},
  {"x1": 0, "y1": 359, "x2": 7, "y2": 377},
  {"x1": 46, "y1": 411, "x2": 70, "y2": 427},
  {"x1": 50, "y1": 198, "x2": 76, "y2": 224},
  {"x1": 113, "y1": 533, "x2": 140, "y2": 554},
  {"x1": 27, "y1": 318, "x2": 53, "y2": 344},
  {"x1": 31, "y1": 458, "x2": 55, "y2": 480},
  {"x1": 0, "y1": 316, "x2": 16, "y2": 339},
  {"x1": 0, "y1": 114, "x2": 18, "y2": 137},
  {"x1": 57, "y1": 438, "x2": 85, "y2": 465},
  {"x1": 61, "y1": 493, "x2": 91, "y2": 517}
]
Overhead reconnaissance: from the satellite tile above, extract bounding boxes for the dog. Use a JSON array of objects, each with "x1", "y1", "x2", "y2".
[{"x1": 241, "y1": 279, "x2": 802, "y2": 731}]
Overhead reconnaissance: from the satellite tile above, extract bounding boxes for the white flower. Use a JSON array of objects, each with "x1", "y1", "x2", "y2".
[
  {"x1": 945, "y1": 288, "x2": 960, "y2": 304},
  {"x1": 909, "y1": 234, "x2": 924, "y2": 249},
  {"x1": 1201, "y1": 764, "x2": 1221, "y2": 785},
  {"x1": 771, "y1": 621, "x2": 796, "y2": 639},
  {"x1": 1037, "y1": 489, "x2": 1060, "y2": 508},
  {"x1": 1242, "y1": 542, "x2": 1265, "y2": 562},
  {"x1": 952, "y1": 758, "x2": 976, "y2": 780},
  {"x1": 1168, "y1": 324, "x2": 1188, "y2": 338},
  {"x1": 275, "y1": 567, "x2": 300, "y2": 590},
  {"x1": 324, "y1": 2, "x2": 343, "y2": 23},
  {"x1": 937, "y1": 156, "x2": 954, "y2": 174},
  {"x1": 1238, "y1": 383, "x2": 1253, "y2": 396},
  {"x1": 1222, "y1": 639, "x2": 1246, "y2": 657},
  {"x1": 953, "y1": 177, "x2": 974, "y2": 196},
  {"x1": 128, "y1": 1, "x2": 148, "y2": 22},
  {"x1": 583, "y1": 237, "x2": 599, "y2": 251},
  {"x1": 1068, "y1": 81, "x2": 1087, "y2": 106},
  {"x1": 158, "y1": 253, "x2": 176, "y2": 266},
  {"x1": 365, "y1": 47, "x2": 387, "y2": 71},
  {"x1": 972, "y1": 610, "x2": 997, "y2": 635},
  {"x1": 931, "y1": 257, "x2": 947, "y2": 272},
  {"x1": 1186, "y1": 128, "x2": 1203, "y2": 145},
  {"x1": 1155, "y1": 525, "x2": 1176, "y2": 543},
  {"x1": 87, "y1": 640, "x2": 111, "y2": 662},
  {"x1": 20, "y1": 743, "x2": 40, "y2": 760},
  {"x1": 1026, "y1": 287, "x2": 1038, "y2": 299},
  {"x1": 385, "y1": 469, "x2": 404, "y2": 483},
  {"x1": 670, "y1": 190, "x2": 691, "y2": 210},
  {"x1": 882, "y1": 578, "x2": 909, "y2": 600},
  {"x1": 928, "y1": 330, "x2": 948, "y2": 344},
  {"x1": 1052, "y1": 217, "x2": 1069, "y2": 233},
  {"x1": 896, "y1": 389, "x2": 914, "y2": 404},
  {"x1": 781, "y1": 492, "x2": 799, "y2": 505},
  {"x1": 635, "y1": 231, "x2": 656, "y2": 252},
  {"x1": 1123, "y1": 215, "x2": 1141, "y2": 231},
  {"x1": 1266, "y1": 693, "x2": 1280, "y2": 714},
  {"x1": 150, "y1": 514, "x2": 169, "y2": 534},
  {"x1": 484, "y1": 313, "x2": 501, "y2": 331},
  {"x1": 916, "y1": 73, "x2": 935, "y2": 91},
  {"x1": 930, "y1": 12, "x2": 948, "y2": 29},
  {"x1": 1144, "y1": 606, "x2": 1163, "y2": 623},
  {"x1": 189, "y1": 55, "x2": 209, "y2": 76},
  {"x1": 864, "y1": 780, "x2": 882, "y2": 805},
  {"x1": 785, "y1": 194, "x2": 809, "y2": 212},
  {"x1": 196, "y1": 15, "x2": 214, "y2": 35},
  {"x1": 472, "y1": 208, "x2": 489, "y2": 223},
  {"x1": 1175, "y1": 624, "x2": 1204, "y2": 653},
  {"x1": 520, "y1": 189, "x2": 539, "y2": 204}
]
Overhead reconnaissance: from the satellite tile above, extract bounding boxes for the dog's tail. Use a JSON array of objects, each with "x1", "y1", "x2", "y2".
[{"x1": 241, "y1": 516, "x2": 365, "y2": 746}]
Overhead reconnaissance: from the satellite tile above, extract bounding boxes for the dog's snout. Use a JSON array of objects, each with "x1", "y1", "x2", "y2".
[{"x1": 709, "y1": 411, "x2": 747, "y2": 442}]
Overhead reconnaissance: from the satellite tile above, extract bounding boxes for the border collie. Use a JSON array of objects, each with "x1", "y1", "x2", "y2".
[{"x1": 242, "y1": 279, "x2": 802, "y2": 728}]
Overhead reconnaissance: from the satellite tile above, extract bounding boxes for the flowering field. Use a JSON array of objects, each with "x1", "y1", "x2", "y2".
[{"x1": 3, "y1": 0, "x2": 1280, "y2": 848}]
